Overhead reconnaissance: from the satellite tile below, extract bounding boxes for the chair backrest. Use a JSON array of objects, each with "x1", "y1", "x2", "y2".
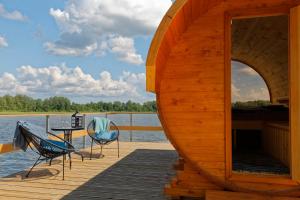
[
  {"x1": 87, "y1": 120, "x2": 96, "y2": 137},
  {"x1": 87, "y1": 119, "x2": 119, "y2": 139},
  {"x1": 19, "y1": 124, "x2": 45, "y2": 155},
  {"x1": 17, "y1": 121, "x2": 75, "y2": 159}
]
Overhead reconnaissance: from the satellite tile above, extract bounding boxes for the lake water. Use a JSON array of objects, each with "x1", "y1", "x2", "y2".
[{"x1": 0, "y1": 113, "x2": 166, "y2": 177}]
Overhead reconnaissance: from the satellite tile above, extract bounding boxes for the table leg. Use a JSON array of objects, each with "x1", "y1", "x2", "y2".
[
  {"x1": 64, "y1": 131, "x2": 68, "y2": 161},
  {"x1": 70, "y1": 130, "x2": 72, "y2": 144},
  {"x1": 67, "y1": 130, "x2": 72, "y2": 163}
]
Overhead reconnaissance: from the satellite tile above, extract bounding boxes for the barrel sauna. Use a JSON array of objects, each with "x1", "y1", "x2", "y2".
[{"x1": 146, "y1": 0, "x2": 300, "y2": 199}]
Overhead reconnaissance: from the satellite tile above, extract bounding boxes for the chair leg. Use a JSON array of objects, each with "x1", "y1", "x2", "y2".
[
  {"x1": 68, "y1": 153, "x2": 72, "y2": 170},
  {"x1": 90, "y1": 139, "x2": 93, "y2": 160},
  {"x1": 26, "y1": 155, "x2": 42, "y2": 178},
  {"x1": 49, "y1": 158, "x2": 53, "y2": 166},
  {"x1": 117, "y1": 139, "x2": 119, "y2": 158},
  {"x1": 62, "y1": 155, "x2": 65, "y2": 180},
  {"x1": 100, "y1": 145, "x2": 103, "y2": 158},
  {"x1": 74, "y1": 151, "x2": 84, "y2": 162}
]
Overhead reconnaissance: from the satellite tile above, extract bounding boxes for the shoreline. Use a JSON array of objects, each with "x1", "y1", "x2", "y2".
[{"x1": 0, "y1": 111, "x2": 157, "y2": 117}]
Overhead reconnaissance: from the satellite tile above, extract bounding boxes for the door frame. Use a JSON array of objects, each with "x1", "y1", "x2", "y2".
[{"x1": 224, "y1": 6, "x2": 298, "y2": 184}]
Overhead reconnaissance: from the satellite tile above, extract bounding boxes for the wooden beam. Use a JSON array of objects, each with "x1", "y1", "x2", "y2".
[
  {"x1": 232, "y1": 120, "x2": 264, "y2": 130},
  {"x1": 0, "y1": 143, "x2": 14, "y2": 154},
  {"x1": 225, "y1": 11, "x2": 232, "y2": 179},
  {"x1": 206, "y1": 190, "x2": 300, "y2": 200},
  {"x1": 290, "y1": 5, "x2": 300, "y2": 182},
  {"x1": 146, "y1": 0, "x2": 188, "y2": 93},
  {"x1": 111, "y1": 126, "x2": 163, "y2": 131}
]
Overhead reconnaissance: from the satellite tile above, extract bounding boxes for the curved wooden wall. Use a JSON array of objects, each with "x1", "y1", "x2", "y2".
[{"x1": 147, "y1": 0, "x2": 300, "y2": 198}]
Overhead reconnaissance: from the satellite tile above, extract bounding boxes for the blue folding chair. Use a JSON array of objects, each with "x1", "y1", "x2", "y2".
[
  {"x1": 87, "y1": 117, "x2": 119, "y2": 159},
  {"x1": 15, "y1": 121, "x2": 83, "y2": 180}
]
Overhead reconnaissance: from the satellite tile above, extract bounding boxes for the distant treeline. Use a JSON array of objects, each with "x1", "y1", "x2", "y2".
[
  {"x1": 232, "y1": 100, "x2": 271, "y2": 108},
  {"x1": 0, "y1": 95, "x2": 157, "y2": 112}
]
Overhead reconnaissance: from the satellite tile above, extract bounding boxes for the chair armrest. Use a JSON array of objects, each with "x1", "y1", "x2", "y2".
[
  {"x1": 47, "y1": 131, "x2": 75, "y2": 150},
  {"x1": 110, "y1": 121, "x2": 119, "y2": 138},
  {"x1": 41, "y1": 138, "x2": 75, "y2": 152}
]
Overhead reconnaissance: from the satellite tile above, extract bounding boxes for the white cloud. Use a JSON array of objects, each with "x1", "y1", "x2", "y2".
[
  {"x1": 45, "y1": 0, "x2": 172, "y2": 64},
  {"x1": 232, "y1": 82, "x2": 269, "y2": 102},
  {"x1": 45, "y1": 36, "x2": 144, "y2": 64},
  {"x1": 44, "y1": 42, "x2": 98, "y2": 56},
  {"x1": 232, "y1": 60, "x2": 270, "y2": 102},
  {"x1": 0, "y1": 65, "x2": 150, "y2": 102},
  {"x1": 121, "y1": 71, "x2": 146, "y2": 85},
  {"x1": 231, "y1": 83, "x2": 241, "y2": 101},
  {"x1": 49, "y1": 0, "x2": 171, "y2": 36},
  {"x1": 0, "y1": 36, "x2": 8, "y2": 48},
  {"x1": 108, "y1": 36, "x2": 143, "y2": 65},
  {"x1": 120, "y1": 71, "x2": 155, "y2": 101},
  {"x1": 239, "y1": 67, "x2": 258, "y2": 76},
  {"x1": 247, "y1": 88, "x2": 270, "y2": 101},
  {"x1": 0, "y1": 73, "x2": 17, "y2": 91},
  {"x1": 0, "y1": 4, "x2": 27, "y2": 21}
]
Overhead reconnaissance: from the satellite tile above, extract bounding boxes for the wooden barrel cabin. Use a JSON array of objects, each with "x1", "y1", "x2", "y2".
[{"x1": 146, "y1": 0, "x2": 300, "y2": 199}]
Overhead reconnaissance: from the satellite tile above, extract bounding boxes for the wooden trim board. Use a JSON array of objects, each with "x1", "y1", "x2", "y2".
[{"x1": 290, "y1": 5, "x2": 300, "y2": 182}]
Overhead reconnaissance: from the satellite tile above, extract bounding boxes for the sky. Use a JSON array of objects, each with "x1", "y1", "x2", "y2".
[
  {"x1": 0, "y1": 0, "x2": 269, "y2": 103},
  {"x1": 232, "y1": 61, "x2": 270, "y2": 102},
  {"x1": 0, "y1": 0, "x2": 172, "y2": 103}
]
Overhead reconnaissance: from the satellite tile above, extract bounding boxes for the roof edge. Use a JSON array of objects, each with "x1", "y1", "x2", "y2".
[{"x1": 146, "y1": 0, "x2": 188, "y2": 93}]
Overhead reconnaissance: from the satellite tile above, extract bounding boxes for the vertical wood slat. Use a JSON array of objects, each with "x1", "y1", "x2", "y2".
[
  {"x1": 262, "y1": 123, "x2": 290, "y2": 167},
  {"x1": 148, "y1": 0, "x2": 300, "y2": 198},
  {"x1": 290, "y1": 5, "x2": 300, "y2": 181}
]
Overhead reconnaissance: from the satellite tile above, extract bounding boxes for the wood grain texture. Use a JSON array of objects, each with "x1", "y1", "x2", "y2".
[
  {"x1": 0, "y1": 142, "x2": 176, "y2": 200},
  {"x1": 290, "y1": 5, "x2": 300, "y2": 182},
  {"x1": 146, "y1": 0, "x2": 300, "y2": 198},
  {"x1": 263, "y1": 123, "x2": 290, "y2": 167},
  {"x1": 206, "y1": 190, "x2": 300, "y2": 200}
]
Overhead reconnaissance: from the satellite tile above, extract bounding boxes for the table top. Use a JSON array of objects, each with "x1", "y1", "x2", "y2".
[{"x1": 51, "y1": 127, "x2": 84, "y2": 131}]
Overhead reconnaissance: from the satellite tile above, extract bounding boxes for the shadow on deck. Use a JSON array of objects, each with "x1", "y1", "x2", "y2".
[
  {"x1": 0, "y1": 142, "x2": 177, "y2": 200},
  {"x1": 63, "y1": 149, "x2": 177, "y2": 200}
]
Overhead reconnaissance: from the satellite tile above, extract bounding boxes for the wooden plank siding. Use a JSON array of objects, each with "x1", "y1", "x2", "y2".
[
  {"x1": 263, "y1": 123, "x2": 290, "y2": 167},
  {"x1": 206, "y1": 190, "x2": 300, "y2": 200},
  {"x1": 147, "y1": 0, "x2": 300, "y2": 198},
  {"x1": 158, "y1": 2, "x2": 226, "y2": 197},
  {"x1": 290, "y1": 4, "x2": 300, "y2": 182}
]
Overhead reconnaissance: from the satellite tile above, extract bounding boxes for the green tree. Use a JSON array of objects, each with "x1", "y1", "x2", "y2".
[{"x1": 0, "y1": 95, "x2": 158, "y2": 113}]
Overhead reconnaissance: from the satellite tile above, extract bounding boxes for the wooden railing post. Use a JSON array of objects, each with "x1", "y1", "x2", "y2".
[
  {"x1": 46, "y1": 115, "x2": 50, "y2": 133},
  {"x1": 130, "y1": 113, "x2": 133, "y2": 142},
  {"x1": 82, "y1": 114, "x2": 86, "y2": 148}
]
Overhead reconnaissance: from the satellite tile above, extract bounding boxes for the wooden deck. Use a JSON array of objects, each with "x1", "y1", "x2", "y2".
[{"x1": 0, "y1": 142, "x2": 177, "y2": 200}]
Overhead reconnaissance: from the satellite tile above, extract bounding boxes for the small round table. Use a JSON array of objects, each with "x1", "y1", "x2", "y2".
[{"x1": 51, "y1": 127, "x2": 84, "y2": 144}]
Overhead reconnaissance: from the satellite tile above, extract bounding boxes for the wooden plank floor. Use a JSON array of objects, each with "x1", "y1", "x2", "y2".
[{"x1": 0, "y1": 142, "x2": 177, "y2": 200}]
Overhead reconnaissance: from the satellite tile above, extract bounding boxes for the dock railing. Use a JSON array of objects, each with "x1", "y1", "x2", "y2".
[{"x1": 0, "y1": 112, "x2": 164, "y2": 154}]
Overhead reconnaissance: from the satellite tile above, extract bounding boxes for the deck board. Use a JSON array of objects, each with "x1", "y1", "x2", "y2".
[{"x1": 0, "y1": 142, "x2": 177, "y2": 200}]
